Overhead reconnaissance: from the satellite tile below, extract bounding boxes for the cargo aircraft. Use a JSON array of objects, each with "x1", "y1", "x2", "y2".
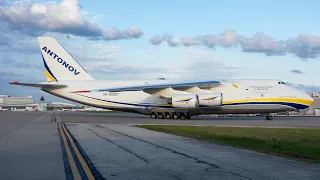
[{"x1": 10, "y1": 37, "x2": 314, "y2": 120}]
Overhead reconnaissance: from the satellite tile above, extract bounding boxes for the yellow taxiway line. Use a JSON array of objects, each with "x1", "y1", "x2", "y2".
[
  {"x1": 59, "y1": 123, "x2": 82, "y2": 180},
  {"x1": 61, "y1": 123, "x2": 95, "y2": 180}
]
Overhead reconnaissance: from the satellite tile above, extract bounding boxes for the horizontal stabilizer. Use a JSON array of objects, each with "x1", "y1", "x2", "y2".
[{"x1": 9, "y1": 81, "x2": 67, "y2": 88}]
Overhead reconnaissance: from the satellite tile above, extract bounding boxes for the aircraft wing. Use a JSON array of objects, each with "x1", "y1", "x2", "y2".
[
  {"x1": 9, "y1": 81, "x2": 67, "y2": 88},
  {"x1": 83, "y1": 80, "x2": 222, "y2": 98},
  {"x1": 95, "y1": 80, "x2": 221, "y2": 92}
]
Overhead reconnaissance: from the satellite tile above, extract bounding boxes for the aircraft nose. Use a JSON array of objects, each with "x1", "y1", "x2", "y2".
[{"x1": 301, "y1": 92, "x2": 314, "y2": 106}]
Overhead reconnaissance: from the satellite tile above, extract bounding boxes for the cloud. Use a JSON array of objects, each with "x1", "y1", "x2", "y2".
[
  {"x1": 0, "y1": 33, "x2": 10, "y2": 46},
  {"x1": 166, "y1": 38, "x2": 179, "y2": 47},
  {"x1": 181, "y1": 37, "x2": 198, "y2": 46},
  {"x1": 0, "y1": 0, "x2": 7, "y2": 6},
  {"x1": 0, "y1": 56, "x2": 42, "y2": 70},
  {"x1": 286, "y1": 82, "x2": 320, "y2": 92},
  {"x1": 0, "y1": 28, "x2": 39, "y2": 53},
  {"x1": 200, "y1": 34, "x2": 218, "y2": 48},
  {"x1": 149, "y1": 35, "x2": 166, "y2": 45},
  {"x1": 219, "y1": 29, "x2": 237, "y2": 47},
  {"x1": 237, "y1": 33, "x2": 286, "y2": 56},
  {"x1": 102, "y1": 27, "x2": 143, "y2": 40},
  {"x1": 78, "y1": 47, "x2": 239, "y2": 80},
  {"x1": 0, "y1": 0, "x2": 143, "y2": 40},
  {"x1": 286, "y1": 34, "x2": 320, "y2": 59},
  {"x1": 82, "y1": 61, "x2": 170, "y2": 80},
  {"x1": 93, "y1": 44, "x2": 121, "y2": 54},
  {"x1": 149, "y1": 34, "x2": 179, "y2": 46},
  {"x1": 291, "y1": 69, "x2": 303, "y2": 74},
  {"x1": 0, "y1": 71, "x2": 20, "y2": 79},
  {"x1": 149, "y1": 29, "x2": 320, "y2": 59}
]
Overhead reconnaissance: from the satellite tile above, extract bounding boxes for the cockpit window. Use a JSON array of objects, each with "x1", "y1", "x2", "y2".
[{"x1": 278, "y1": 81, "x2": 286, "y2": 84}]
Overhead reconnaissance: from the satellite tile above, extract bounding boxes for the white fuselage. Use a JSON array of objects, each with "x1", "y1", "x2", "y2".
[{"x1": 43, "y1": 79, "x2": 313, "y2": 115}]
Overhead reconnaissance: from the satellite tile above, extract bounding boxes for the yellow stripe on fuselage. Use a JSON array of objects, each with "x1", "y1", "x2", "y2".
[
  {"x1": 156, "y1": 104, "x2": 172, "y2": 106},
  {"x1": 45, "y1": 70, "x2": 56, "y2": 82},
  {"x1": 87, "y1": 98, "x2": 112, "y2": 105},
  {"x1": 223, "y1": 98, "x2": 313, "y2": 106},
  {"x1": 80, "y1": 96, "x2": 313, "y2": 108}
]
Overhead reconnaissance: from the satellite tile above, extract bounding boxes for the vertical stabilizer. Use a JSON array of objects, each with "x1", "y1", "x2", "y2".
[{"x1": 38, "y1": 37, "x2": 94, "y2": 81}]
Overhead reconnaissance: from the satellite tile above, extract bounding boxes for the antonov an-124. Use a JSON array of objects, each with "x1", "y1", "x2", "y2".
[{"x1": 10, "y1": 37, "x2": 314, "y2": 120}]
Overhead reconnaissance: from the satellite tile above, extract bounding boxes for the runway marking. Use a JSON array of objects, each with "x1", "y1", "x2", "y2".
[
  {"x1": 59, "y1": 123, "x2": 82, "y2": 180},
  {"x1": 61, "y1": 123, "x2": 95, "y2": 180}
]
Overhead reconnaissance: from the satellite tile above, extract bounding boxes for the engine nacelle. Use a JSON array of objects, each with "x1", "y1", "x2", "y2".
[
  {"x1": 198, "y1": 92, "x2": 223, "y2": 106},
  {"x1": 172, "y1": 94, "x2": 199, "y2": 108}
]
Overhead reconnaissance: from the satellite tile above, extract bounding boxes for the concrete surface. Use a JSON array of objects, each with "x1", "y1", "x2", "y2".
[
  {"x1": 67, "y1": 123, "x2": 320, "y2": 180},
  {"x1": 0, "y1": 112, "x2": 66, "y2": 180}
]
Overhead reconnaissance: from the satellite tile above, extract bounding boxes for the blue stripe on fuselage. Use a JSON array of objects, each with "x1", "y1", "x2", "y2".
[
  {"x1": 224, "y1": 102, "x2": 309, "y2": 109},
  {"x1": 77, "y1": 94, "x2": 309, "y2": 109}
]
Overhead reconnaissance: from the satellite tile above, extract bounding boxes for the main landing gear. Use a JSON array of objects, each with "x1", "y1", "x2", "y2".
[
  {"x1": 266, "y1": 114, "x2": 273, "y2": 120},
  {"x1": 151, "y1": 112, "x2": 191, "y2": 119}
]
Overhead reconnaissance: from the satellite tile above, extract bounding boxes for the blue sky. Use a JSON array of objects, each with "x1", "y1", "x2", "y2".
[{"x1": 0, "y1": 0, "x2": 320, "y2": 103}]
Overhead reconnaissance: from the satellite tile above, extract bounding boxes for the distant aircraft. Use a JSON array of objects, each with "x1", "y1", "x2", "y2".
[{"x1": 10, "y1": 37, "x2": 314, "y2": 120}]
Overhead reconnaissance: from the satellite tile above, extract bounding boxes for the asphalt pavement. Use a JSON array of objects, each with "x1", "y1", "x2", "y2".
[
  {"x1": 0, "y1": 112, "x2": 65, "y2": 180},
  {"x1": 1, "y1": 111, "x2": 320, "y2": 180}
]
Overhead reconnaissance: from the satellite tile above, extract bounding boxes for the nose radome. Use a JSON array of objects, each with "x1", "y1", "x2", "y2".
[{"x1": 303, "y1": 92, "x2": 314, "y2": 105}]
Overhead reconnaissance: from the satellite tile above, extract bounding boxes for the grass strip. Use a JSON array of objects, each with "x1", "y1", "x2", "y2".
[{"x1": 136, "y1": 125, "x2": 320, "y2": 163}]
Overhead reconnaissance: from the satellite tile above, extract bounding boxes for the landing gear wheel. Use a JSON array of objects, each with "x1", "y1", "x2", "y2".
[
  {"x1": 266, "y1": 115, "x2": 273, "y2": 120},
  {"x1": 180, "y1": 113, "x2": 187, "y2": 119},
  {"x1": 172, "y1": 113, "x2": 178, "y2": 119},
  {"x1": 151, "y1": 113, "x2": 157, "y2": 119},
  {"x1": 165, "y1": 113, "x2": 171, "y2": 119},
  {"x1": 186, "y1": 114, "x2": 191, "y2": 120},
  {"x1": 158, "y1": 113, "x2": 164, "y2": 119}
]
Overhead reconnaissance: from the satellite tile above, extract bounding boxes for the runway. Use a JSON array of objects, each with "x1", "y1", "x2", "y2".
[{"x1": 1, "y1": 111, "x2": 320, "y2": 180}]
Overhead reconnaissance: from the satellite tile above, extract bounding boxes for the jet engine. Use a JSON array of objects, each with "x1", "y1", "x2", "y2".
[
  {"x1": 172, "y1": 94, "x2": 199, "y2": 108},
  {"x1": 198, "y1": 92, "x2": 223, "y2": 106}
]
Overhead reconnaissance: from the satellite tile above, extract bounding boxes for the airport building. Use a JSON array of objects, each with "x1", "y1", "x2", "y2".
[
  {"x1": 0, "y1": 95, "x2": 81, "y2": 111},
  {"x1": 0, "y1": 95, "x2": 38, "y2": 111},
  {"x1": 0, "y1": 95, "x2": 108, "y2": 112},
  {"x1": 38, "y1": 101, "x2": 82, "y2": 111}
]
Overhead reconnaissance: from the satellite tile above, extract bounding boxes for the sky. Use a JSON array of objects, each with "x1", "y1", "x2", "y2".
[{"x1": 0, "y1": 0, "x2": 320, "y2": 103}]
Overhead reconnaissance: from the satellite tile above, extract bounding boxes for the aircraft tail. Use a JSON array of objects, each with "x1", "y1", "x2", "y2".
[{"x1": 38, "y1": 37, "x2": 95, "y2": 82}]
